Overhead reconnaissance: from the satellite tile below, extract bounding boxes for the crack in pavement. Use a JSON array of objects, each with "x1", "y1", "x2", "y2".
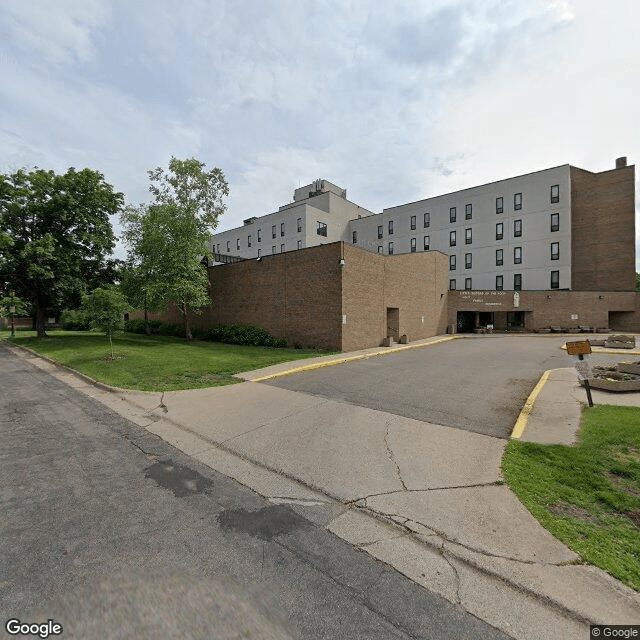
[
  {"x1": 356, "y1": 481, "x2": 503, "y2": 504},
  {"x1": 121, "y1": 433, "x2": 162, "y2": 460},
  {"x1": 219, "y1": 398, "x2": 331, "y2": 445},
  {"x1": 439, "y1": 541, "x2": 462, "y2": 604},
  {"x1": 354, "y1": 504, "x2": 546, "y2": 567},
  {"x1": 383, "y1": 421, "x2": 407, "y2": 491}
]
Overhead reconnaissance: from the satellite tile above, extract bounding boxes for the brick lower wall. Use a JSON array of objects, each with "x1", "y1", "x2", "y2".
[
  {"x1": 340, "y1": 245, "x2": 449, "y2": 351},
  {"x1": 447, "y1": 290, "x2": 640, "y2": 331}
]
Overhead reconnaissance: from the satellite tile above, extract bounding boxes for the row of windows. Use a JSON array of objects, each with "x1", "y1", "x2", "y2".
[
  {"x1": 374, "y1": 187, "x2": 559, "y2": 238},
  {"x1": 370, "y1": 212, "x2": 560, "y2": 244},
  {"x1": 449, "y1": 271, "x2": 560, "y2": 291},
  {"x1": 216, "y1": 220, "x2": 327, "y2": 253},
  {"x1": 448, "y1": 244, "x2": 560, "y2": 271}
]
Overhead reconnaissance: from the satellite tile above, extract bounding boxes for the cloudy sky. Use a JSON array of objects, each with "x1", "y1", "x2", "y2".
[{"x1": 1, "y1": 1, "x2": 638, "y2": 263}]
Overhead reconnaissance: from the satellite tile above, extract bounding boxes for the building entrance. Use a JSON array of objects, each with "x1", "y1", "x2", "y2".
[
  {"x1": 386, "y1": 307, "x2": 400, "y2": 341},
  {"x1": 457, "y1": 311, "x2": 476, "y2": 333}
]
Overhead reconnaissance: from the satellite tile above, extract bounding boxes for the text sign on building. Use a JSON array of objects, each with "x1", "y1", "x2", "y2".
[{"x1": 566, "y1": 340, "x2": 592, "y2": 356}]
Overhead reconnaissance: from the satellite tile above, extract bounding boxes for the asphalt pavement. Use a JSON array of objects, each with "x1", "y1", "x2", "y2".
[{"x1": 0, "y1": 342, "x2": 510, "y2": 640}]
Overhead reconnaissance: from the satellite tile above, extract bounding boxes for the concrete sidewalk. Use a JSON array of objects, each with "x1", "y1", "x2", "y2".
[{"x1": 8, "y1": 341, "x2": 640, "y2": 640}]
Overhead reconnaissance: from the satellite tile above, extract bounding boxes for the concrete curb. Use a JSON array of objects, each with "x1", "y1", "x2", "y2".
[
  {"x1": 511, "y1": 369, "x2": 553, "y2": 439},
  {"x1": 239, "y1": 335, "x2": 463, "y2": 382}
]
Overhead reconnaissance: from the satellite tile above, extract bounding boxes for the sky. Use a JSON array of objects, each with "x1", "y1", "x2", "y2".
[{"x1": 1, "y1": 0, "x2": 639, "y2": 265}]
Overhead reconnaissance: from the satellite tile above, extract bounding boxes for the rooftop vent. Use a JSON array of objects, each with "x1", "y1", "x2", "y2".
[
  {"x1": 616, "y1": 157, "x2": 627, "y2": 168},
  {"x1": 243, "y1": 216, "x2": 258, "y2": 225}
]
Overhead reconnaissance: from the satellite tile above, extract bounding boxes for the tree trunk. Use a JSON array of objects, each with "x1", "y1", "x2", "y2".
[
  {"x1": 182, "y1": 302, "x2": 192, "y2": 341},
  {"x1": 144, "y1": 306, "x2": 150, "y2": 335},
  {"x1": 35, "y1": 300, "x2": 47, "y2": 338}
]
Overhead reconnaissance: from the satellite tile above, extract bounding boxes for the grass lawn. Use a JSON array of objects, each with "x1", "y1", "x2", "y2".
[
  {"x1": 502, "y1": 404, "x2": 640, "y2": 591},
  {"x1": 2, "y1": 330, "x2": 336, "y2": 391}
]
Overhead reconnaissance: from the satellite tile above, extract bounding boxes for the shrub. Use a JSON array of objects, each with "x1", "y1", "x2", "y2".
[
  {"x1": 60, "y1": 308, "x2": 91, "y2": 331},
  {"x1": 191, "y1": 326, "x2": 208, "y2": 340},
  {"x1": 124, "y1": 318, "x2": 148, "y2": 334},
  {"x1": 205, "y1": 324, "x2": 285, "y2": 347},
  {"x1": 157, "y1": 323, "x2": 185, "y2": 338}
]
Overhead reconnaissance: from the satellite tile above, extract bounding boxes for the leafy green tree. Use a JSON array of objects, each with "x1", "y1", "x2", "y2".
[
  {"x1": 636, "y1": 272, "x2": 640, "y2": 292},
  {"x1": 0, "y1": 167, "x2": 123, "y2": 337},
  {"x1": 81, "y1": 287, "x2": 130, "y2": 358},
  {"x1": 120, "y1": 157, "x2": 228, "y2": 340}
]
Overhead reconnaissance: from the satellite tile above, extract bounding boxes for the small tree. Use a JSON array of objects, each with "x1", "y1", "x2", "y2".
[
  {"x1": 81, "y1": 287, "x2": 130, "y2": 358},
  {"x1": 120, "y1": 157, "x2": 228, "y2": 340}
]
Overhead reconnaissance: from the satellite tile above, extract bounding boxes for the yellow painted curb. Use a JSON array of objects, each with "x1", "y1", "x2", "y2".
[
  {"x1": 511, "y1": 369, "x2": 552, "y2": 439},
  {"x1": 249, "y1": 335, "x2": 461, "y2": 382}
]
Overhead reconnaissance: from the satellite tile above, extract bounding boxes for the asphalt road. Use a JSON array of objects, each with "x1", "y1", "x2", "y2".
[
  {"x1": 0, "y1": 344, "x2": 510, "y2": 640},
  {"x1": 264, "y1": 335, "x2": 634, "y2": 439}
]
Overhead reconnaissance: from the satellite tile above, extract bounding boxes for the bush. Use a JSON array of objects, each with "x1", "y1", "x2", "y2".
[
  {"x1": 191, "y1": 326, "x2": 208, "y2": 340},
  {"x1": 124, "y1": 318, "x2": 148, "y2": 334},
  {"x1": 157, "y1": 323, "x2": 185, "y2": 338},
  {"x1": 60, "y1": 308, "x2": 91, "y2": 331},
  {"x1": 206, "y1": 324, "x2": 285, "y2": 347}
]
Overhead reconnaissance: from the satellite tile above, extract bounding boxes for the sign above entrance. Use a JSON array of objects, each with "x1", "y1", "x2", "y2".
[
  {"x1": 459, "y1": 290, "x2": 506, "y2": 306},
  {"x1": 566, "y1": 340, "x2": 592, "y2": 356}
]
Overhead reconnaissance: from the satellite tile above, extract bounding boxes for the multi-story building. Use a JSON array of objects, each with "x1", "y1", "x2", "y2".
[
  {"x1": 209, "y1": 179, "x2": 372, "y2": 261},
  {"x1": 210, "y1": 158, "x2": 635, "y2": 295}
]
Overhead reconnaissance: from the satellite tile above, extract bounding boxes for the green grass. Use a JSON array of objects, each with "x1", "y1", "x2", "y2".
[
  {"x1": 2, "y1": 330, "x2": 336, "y2": 391},
  {"x1": 502, "y1": 405, "x2": 640, "y2": 591}
]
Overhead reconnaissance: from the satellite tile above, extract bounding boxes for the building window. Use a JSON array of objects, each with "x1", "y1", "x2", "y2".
[
  {"x1": 450, "y1": 230, "x2": 456, "y2": 247},
  {"x1": 216, "y1": 244, "x2": 220, "y2": 253},
  {"x1": 316, "y1": 221, "x2": 327, "y2": 236},
  {"x1": 465, "y1": 228, "x2": 472, "y2": 244},
  {"x1": 424, "y1": 235, "x2": 430, "y2": 251},
  {"x1": 377, "y1": 225, "x2": 383, "y2": 239},
  {"x1": 388, "y1": 241, "x2": 394, "y2": 255},
  {"x1": 551, "y1": 242, "x2": 559, "y2": 260},
  {"x1": 514, "y1": 193, "x2": 522, "y2": 210},
  {"x1": 496, "y1": 275, "x2": 503, "y2": 291},
  {"x1": 496, "y1": 249, "x2": 503, "y2": 266},
  {"x1": 388, "y1": 220, "x2": 394, "y2": 235},
  {"x1": 450, "y1": 207, "x2": 456, "y2": 223},
  {"x1": 410, "y1": 215, "x2": 416, "y2": 230},
  {"x1": 257, "y1": 229, "x2": 261, "y2": 242},
  {"x1": 551, "y1": 184, "x2": 559, "y2": 204},
  {"x1": 449, "y1": 279, "x2": 456, "y2": 291},
  {"x1": 272, "y1": 225, "x2": 276, "y2": 239},
  {"x1": 424, "y1": 212, "x2": 430, "y2": 228},
  {"x1": 551, "y1": 213, "x2": 559, "y2": 232},
  {"x1": 465, "y1": 277, "x2": 472, "y2": 290},
  {"x1": 236, "y1": 238, "x2": 240, "y2": 250},
  {"x1": 272, "y1": 246, "x2": 276, "y2": 254},
  {"x1": 257, "y1": 248, "x2": 261, "y2": 257},
  {"x1": 496, "y1": 197, "x2": 503, "y2": 214},
  {"x1": 352, "y1": 230, "x2": 357, "y2": 244},
  {"x1": 226, "y1": 241, "x2": 230, "y2": 252},
  {"x1": 297, "y1": 218, "x2": 302, "y2": 232},
  {"x1": 411, "y1": 237, "x2": 416, "y2": 252},
  {"x1": 449, "y1": 254, "x2": 456, "y2": 270},
  {"x1": 297, "y1": 240, "x2": 301, "y2": 250},
  {"x1": 514, "y1": 273, "x2": 522, "y2": 290},
  {"x1": 281, "y1": 243, "x2": 285, "y2": 253},
  {"x1": 281, "y1": 222, "x2": 285, "y2": 237},
  {"x1": 248, "y1": 235, "x2": 252, "y2": 247},
  {"x1": 465, "y1": 203, "x2": 472, "y2": 220},
  {"x1": 465, "y1": 252, "x2": 472, "y2": 269},
  {"x1": 377, "y1": 245, "x2": 382, "y2": 254},
  {"x1": 496, "y1": 222, "x2": 503, "y2": 240},
  {"x1": 551, "y1": 270, "x2": 559, "y2": 289},
  {"x1": 514, "y1": 246, "x2": 522, "y2": 264},
  {"x1": 514, "y1": 219, "x2": 522, "y2": 237}
]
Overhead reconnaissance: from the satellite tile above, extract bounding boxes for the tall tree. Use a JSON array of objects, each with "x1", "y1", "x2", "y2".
[
  {"x1": 0, "y1": 167, "x2": 123, "y2": 337},
  {"x1": 121, "y1": 157, "x2": 228, "y2": 340}
]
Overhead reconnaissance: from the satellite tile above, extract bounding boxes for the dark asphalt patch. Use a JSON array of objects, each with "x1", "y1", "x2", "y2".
[
  {"x1": 217, "y1": 505, "x2": 311, "y2": 540},
  {"x1": 144, "y1": 460, "x2": 214, "y2": 497}
]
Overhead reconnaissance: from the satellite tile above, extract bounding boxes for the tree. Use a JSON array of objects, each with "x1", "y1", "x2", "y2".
[
  {"x1": 81, "y1": 287, "x2": 130, "y2": 358},
  {"x1": 120, "y1": 157, "x2": 228, "y2": 340},
  {"x1": 636, "y1": 272, "x2": 640, "y2": 292},
  {"x1": 0, "y1": 167, "x2": 123, "y2": 337}
]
